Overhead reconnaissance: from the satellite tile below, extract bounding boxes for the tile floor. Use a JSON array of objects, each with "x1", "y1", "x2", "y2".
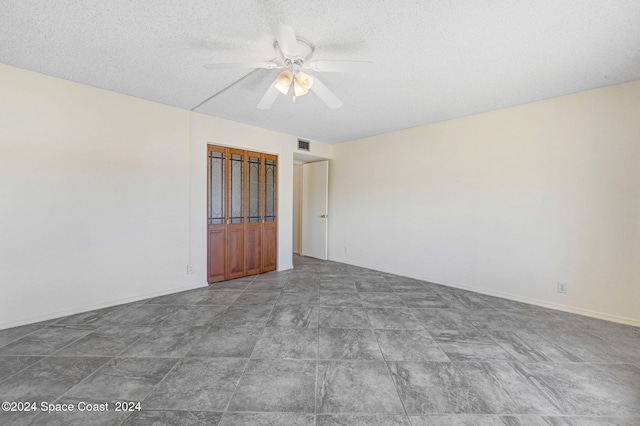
[{"x1": 1, "y1": 255, "x2": 639, "y2": 425}]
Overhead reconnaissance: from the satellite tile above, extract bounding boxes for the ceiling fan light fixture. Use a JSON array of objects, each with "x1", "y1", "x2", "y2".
[
  {"x1": 293, "y1": 71, "x2": 313, "y2": 97},
  {"x1": 275, "y1": 70, "x2": 293, "y2": 95}
]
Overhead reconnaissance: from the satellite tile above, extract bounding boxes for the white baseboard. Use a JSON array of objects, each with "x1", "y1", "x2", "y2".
[
  {"x1": 0, "y1": 281, "x2": 209, "y2": 330},
  {"x1": 329, "y1": 255, "x2": 640, "y2": 328}
]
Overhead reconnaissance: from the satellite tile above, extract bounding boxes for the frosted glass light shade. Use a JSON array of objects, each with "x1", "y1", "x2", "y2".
[
  {"x1": 275, "y1": 70, "x2": 293, "y2": 94},
  {"x1": 294, "y1": 71, "x2": 313, "y2": 96}
]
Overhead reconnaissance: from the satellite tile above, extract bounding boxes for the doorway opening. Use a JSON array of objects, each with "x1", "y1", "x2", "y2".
[{"x1": 293, "y1": 152, "x2": 330, "y2": 261}]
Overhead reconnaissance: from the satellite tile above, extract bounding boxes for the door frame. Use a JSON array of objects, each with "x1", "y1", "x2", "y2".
[{"x1": 293, "y1": 152, "x2": 331, "y2": 261}]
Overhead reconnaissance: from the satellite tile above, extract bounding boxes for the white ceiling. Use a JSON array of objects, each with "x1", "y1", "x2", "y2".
[{"x1": 2, "y1": 1, "x2": 639, "y2": 144}]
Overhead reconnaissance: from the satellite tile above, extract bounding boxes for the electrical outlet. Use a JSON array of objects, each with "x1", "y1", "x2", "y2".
[
  {"x1": 187, "y1": 264, "x2": 193, "y2": 274},
  {"x1": 343, "y1": 246, "x2": 349, "y2": 254},
  {"x1": 557, "y1": 282, "x2": 567, "y2": 294}
]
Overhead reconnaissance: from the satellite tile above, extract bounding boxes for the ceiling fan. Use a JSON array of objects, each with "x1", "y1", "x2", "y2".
[{"x1": 203, "y1": 23, "x2": 371, "y2": 110}]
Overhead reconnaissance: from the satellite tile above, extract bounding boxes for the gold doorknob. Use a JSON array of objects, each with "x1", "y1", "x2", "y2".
[{"x1": 320, "y1": 214, "x2": 328, "y2": 218}]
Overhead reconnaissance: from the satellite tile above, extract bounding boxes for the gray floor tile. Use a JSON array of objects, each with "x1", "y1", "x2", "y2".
[
  {"x1": 460, "y1": 311, "x2": 522, "y2": 331},
  {"x1": 144, "y1": 357, "x2": 247, "y2": 411},
  {"x1": 120, "y1": 326, "x2": 208, "y2": 357},
  {"x1": 252, "y1": 327, "x2": 318, "y2": 359},
  {"x1": 387, "y1": 361, "x2": 493, "y2": 414},
  {"x1": 541, "y1": 417, "x2": 640, "y2": 426},
  {"x1": 54, "y1": 305, "x2": 128, "y2": 326},
  {"x1": 500, "y1": 416, "x2": 553, "y2": 426},
  {"x1": 97, "y1": 304, "x2": 181, "y2": 326},
  {"x1": 316, "y1": 360, "x2": 404, "y2": 414},
  {"x1": 232, "y1": 291, "x2": 281, "y2": 306},
  {"x1": 432, "y1": 331, "x2": 517, "y2": 362},
  {"x1": 277, "y1": 292, "x2": 320, "y2": 305},
  {"x1": 0, "y1": 410, "x2": 36, "y2": 426},
  {"x1": 456, "y1": 361, "x2": 563, "y2": 415},
  {"x1": 6, "y1": 254, "x2": 640, "y2": 424},
  {"x1": 0, "y1": 325, "x2": 94, "y2": 355},
  {"x1": 508, "y1": 310, "x2": 578, "y2": 333},
  {"x1": 319, "y1": 307, "x2": 370, "y2": 328},
  {"x1": 245, "y1": 280, "x2": 287, "y2": 291},
  {"x1": 411, "y1": 309, "x2": 477, "y2": 331},
  {"x1": 374, "y1": 329, "x2": 449, "y2": 361},
  {"x1": 320, "y1": 280, "x2": 358, "y2": 292},
  {"x1": 410, "y1": 415, "x2": 505, "y2": 425},
  {"x1": 355, "y1": 280, "x2": 394, "y2": 292},
  {"x1": 397, "y1": 292, "x2": 450, "y2": 308},
  {"x1": 162, "y1": 305, "x2": 227, "y2": 326},
  {"x1": 366, "y1": 308, "x2": 423, "y2": 330},
  {"x1": 319, "y1": 328, "x2": 383, "y2": 360},
  {"x1": 186, "y1": 327, "x2": 261, "y2": 358},
  {"x1": 122, "y1": 410, "x2": 223, "y2": 425},
  {"x1": 0, "y1": 355, "x2": 43, "y2": 382},
  {"x1": 487, "y1": 330, "x2": 581, "y2": 363},
  {"x1": 481, "y1": 296, "x2": 539, "y2": 311},
  {"x1": 525, "y1": 363, "x2": 640, "y2": 416},
  {"x1": 195, "y1": 290, "x2": 243, "y2": 306},
  {"x1": 145, "y1": 288, "x2": 213, "y2": 305},
  {"x1": 537, "y1": 329, "x2": 626, "y2": 363},
  {"x1": 0, "y1": 356, "x2": 109, "y2": 402},
  {"x1": 317, "y1": 414, "x2": 411, "y2": 425},
  {"x1": 64, "y1": 357, "x2": 177, "y2": 401},
  {"x1": 386, "y1": 279, "x2": 434, "y2": 292},
  {"x1": 209, "y1": 278, "x2": 253, "y2": 290},
  {"x1": 320, "y1": 292, "x2": 363, "y2": 307},
  {"x1": 440, "y1": 293, "x2": 495, "y2": 310},
  {"x1": 228, "y1": 359, "x2": 316, "y2": 412},
  {"x1": 213, "y1": 305, "x2": 273, "y2": 327},
  {"x1": 387, "y1": 279, "x2": 435, "y2": 293},
  {"x1": 53, "y1": 326, "x2": 153, "y2": 357},
  {"x1": 283, "y1": 282, "x2": 320, "y2": 292},
  {"x1": 0, "y1": 323, "x2": 43, "y2": 348},
  {"x1": 598, "y1": 331, "x2": 640, "y2": 364},
  {"x1": 146, "y1": 288, "x2": 242, "y2": 306},
  {"x1": 219, "y1": 412, "x2": 315, "y2": 425},
  {"x1": 267, "y1": 305, "x2": 318, "y2": 328},
  {"x1": 359, "y1": 292, "x2": 406, "y2": 308}
]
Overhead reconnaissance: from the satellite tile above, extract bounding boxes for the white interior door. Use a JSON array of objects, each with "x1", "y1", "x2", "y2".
[{"x1": 301, "y1": 160, "x2": 329, "y2": 260}]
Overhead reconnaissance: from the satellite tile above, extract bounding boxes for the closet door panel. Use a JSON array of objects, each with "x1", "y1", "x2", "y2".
[
  {"x1": 262, "y1": 154, "x2": 277, "y2": 272},
  {"x1": 245, "y1": 152, "x2": 262, "y2": 275},
  {"x1": 262, "y1": 223, "x2": 277, "y2": 271},
  {"x1": 207, "y1": 146, "x2": 226, "y2": 282},
  {"x1": 227, "y1": 228, "x2": 245, "y2": 278},
  {"x1": 207, "y1": 229, "x2": 226, "y2": 282},
  {"x1": 227, "y1": 149, "x2": 245, "y2": 279}
]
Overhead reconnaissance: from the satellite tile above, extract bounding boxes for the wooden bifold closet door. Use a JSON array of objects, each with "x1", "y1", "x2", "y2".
[{"x1": 207, "y1": 145, "x2": 277, "y2": 283}]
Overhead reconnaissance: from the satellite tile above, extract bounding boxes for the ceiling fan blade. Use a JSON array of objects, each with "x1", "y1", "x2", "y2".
[
  {"x1": 204, "y1": 61, "x2": 278, "y2": 70},
  {"x1": 307, "y1": 60, "x2": 372, "y2": 73},
  {"x1": 272, "y1": 23, "x2": 299, "y2": 57},
  {"x1": 310, "y1": 78, "x2": 343, "y2": 109},
  {"x1": 257, "y1": 82, "x2": 281, "y2": 110}
]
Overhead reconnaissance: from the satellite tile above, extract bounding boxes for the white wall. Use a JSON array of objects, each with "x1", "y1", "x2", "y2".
[
  {"x1": 329, "y1": 80, "x2": 640, "y2": 326},
  {"x1": 0, "y1": 64, "x2": 332, "y2": 329},
  {"x1": 0, "y1": 64, "x2": 191, "y2": 328}
]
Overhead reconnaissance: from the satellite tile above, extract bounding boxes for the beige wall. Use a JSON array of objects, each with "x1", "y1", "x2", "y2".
[
  {"x1": 329, "y1": 80, "x2": 640, "y2": 325},
  {"x1": 0, "y1": 64, "x2": 332, "y2": 328},
  {"x1": 2, "y1": 61, "x2": 638, "y2": 328}
]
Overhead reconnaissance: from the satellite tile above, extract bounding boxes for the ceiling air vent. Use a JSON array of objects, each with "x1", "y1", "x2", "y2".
[{"x1": 297, "y1": 139, "x2": 310, "y2": 151}]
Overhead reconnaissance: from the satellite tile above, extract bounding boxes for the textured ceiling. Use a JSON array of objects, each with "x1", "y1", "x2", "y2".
[{"x1": 1, "y1": 0, "x2": 639, "y2": 143}]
